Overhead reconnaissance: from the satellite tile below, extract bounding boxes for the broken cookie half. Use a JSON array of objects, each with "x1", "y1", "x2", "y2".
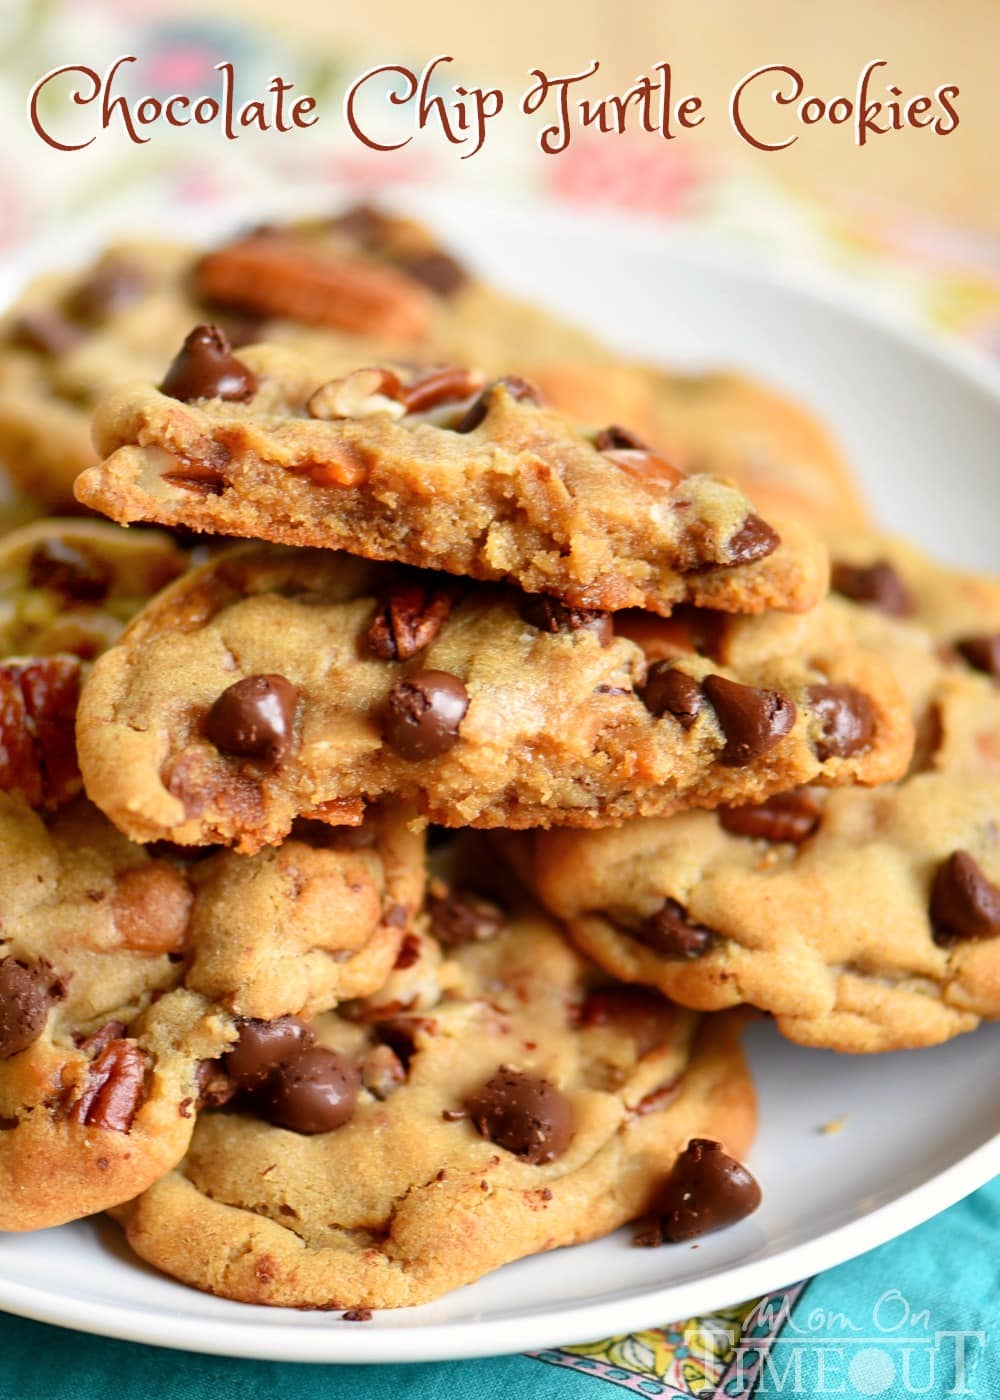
[{"x1": 77, "y1": 334, "x2": 828, "y2": 618}]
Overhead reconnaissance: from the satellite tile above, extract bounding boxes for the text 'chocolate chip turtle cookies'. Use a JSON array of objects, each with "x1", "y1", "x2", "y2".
[
  {"x1": 76, "y1": 338, "x2": 830, "y2": 618},
  {"x1": 0, "y1": 798, "x2": 424, "y2": 1231},
  {"x1": 502, "y1": 539, "x2": 1000, "y2": 1053},
  {"x1": 74, "y1": 544, "x2": 912, "y2": 850},
  {"x1": 111, "y1": 877, "x2": 759, "y2": 1310}
]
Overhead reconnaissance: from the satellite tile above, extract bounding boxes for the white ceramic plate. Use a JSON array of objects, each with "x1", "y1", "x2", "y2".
[{"x1": 1, "y1": 196, "x2": 999, "y2": 1363}]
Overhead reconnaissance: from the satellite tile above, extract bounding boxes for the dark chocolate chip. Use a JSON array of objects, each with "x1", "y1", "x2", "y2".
[
  {"x1": 384, "y1": 670, "x2": 468, "y2": 760},
  {"x1": 160, "y1": 323, "x2": 259, "y2": 403},
  {"x1": 65, "y1": 259, "x2": 146, "y2": 323},
  {"x1": 0, "y1": 959, "x2": 52, "y2": 1059},
  {"x1": 466, "y1": 1066, "x2": 574, "y2": 1164},
  {"x1": 634, "y1": 899, "x2": 714, "y2": 960},
  {"x1": 519, "y1": 595, "x2": 613, "y2": 646},
  {"x1": 259, "y1": 1046, "x2": 360, "y2": 1135},
  {"x1": 957, "y1": 634, "x2": 1000, "y2": 679},
  {"x1": 659, "y1": 1138, "x2": 762, "y2": 1242},
  {"x1": 808, "y1": 683, "x2": 875, "y2": 761},
  {"x1": 930, "y1": 850, "x2": 1000, "y2": 947},
  {"x1": 400, "y1": 250, "x2": 467, "y2": 297},
  {"x1": 724, "y1": 514, "x2": 781, "y2": 566},
  {"x1": 331, "y1": 204, "x2": 388, "y2": 247},
  {"x1": 719, "y1": 790, "x2": 821, "y2": 844},
  {"x1": 639, "y1": 664, "x2": 704, "y2": 729},
  {"x1": 204, "y1": 674, "x2": 298, "y2": 767},
  {"x1": 455, "y1": 375, "x2": 543, "y2": 433},
  {"x1": 594, "y1": 425, "x2": 650, "y2": 452},
  {"x1": 10, "y1": 311, "x2": 83, "y2": 357},
  {"x1": 28, "y1": 538, "x2": 111, "y2": 603},
  {"x1": 428, "y1": 889, "x2": 504, "y2": 947},
  {"x1": 702, "y1": 674, "x2": 796, "y2": 767},
  {"x1": 225, "y1": 1015, "x2": 314, "y2": 1087},
  {"x1": 580, "y1": 985, "x2": 676, "y2": 1057},
  {"x1": 832, "y1": 560, "x2": 913, "y2": 616}
]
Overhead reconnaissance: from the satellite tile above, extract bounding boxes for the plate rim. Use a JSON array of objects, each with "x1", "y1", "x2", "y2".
[{"x1": 1, "y1": 194, "x2": 999, "y2": 1363}]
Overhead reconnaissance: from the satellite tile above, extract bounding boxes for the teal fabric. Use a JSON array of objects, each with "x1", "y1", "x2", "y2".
[{"x1": 0, "y1": 1181, "x2": 995, "y2": 1400}]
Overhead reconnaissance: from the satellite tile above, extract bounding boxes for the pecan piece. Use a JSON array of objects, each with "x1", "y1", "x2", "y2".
[
  {"x1": 64, "y1": 1039, "x2": 149, "y2": 1132},
  {"x1": 194, "y1": 234, "x2": 433, "y2": 340},
  {"x1": 0, "y1": 657, "x2": 82, "y2": 811},
  {"x1": 366, "y1": 581, "x2": 455, "y2": 660},
  {"x1": 112, "y1": 863, "x2": 193, "y2": 955}
]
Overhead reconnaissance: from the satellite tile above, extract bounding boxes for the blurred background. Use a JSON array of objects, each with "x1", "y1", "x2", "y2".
[{"x1": 2, "y1": 0, "x2": 999, "y2": 345}]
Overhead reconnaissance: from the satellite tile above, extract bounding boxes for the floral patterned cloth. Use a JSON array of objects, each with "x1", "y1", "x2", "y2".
[{"x1": 1, "y1": 4, "x2": 997, "y2": 1394}]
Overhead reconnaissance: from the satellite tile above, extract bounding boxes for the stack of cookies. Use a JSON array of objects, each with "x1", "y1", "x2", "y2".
[{"x1": 0, "y1": 208, "x2": 997, "y2": 1313}]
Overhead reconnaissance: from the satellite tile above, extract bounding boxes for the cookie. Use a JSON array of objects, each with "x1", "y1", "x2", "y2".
[
  {"x1": 0, "y1": 520, "x2": 186, "y2": 813},
  {"x1": 74, "y1": 544, "x2": 912, "y2": 851},
  {"x1": 76, "y1": 336, "x2": 830, "y2": 619},
  {"x1": 502, "y1": 543, "x2": 1000, "y2": 1052},
  {"x1": 0, "y1": 797, "x2": 423, "y2": 1231},
  {"x1": 112, "y1": 884, "x2": 757, "y2": 1310},
  {"x1": 532, "y1": 363, "x2": 870, "y2": 532},
  {"x1": 0, "y1": 210, "x2": 592, "y2": 511}
]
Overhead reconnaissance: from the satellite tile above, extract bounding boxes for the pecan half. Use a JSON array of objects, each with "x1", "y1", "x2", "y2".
[
  {"x1": 0, "y1": 657, "x2": 81, "y2": 811},
  {"x1": 63, "y1": 1039, "x2": 149, "y2": 1132},
  {"x1": 194, "y1": 234, "x2": 433, "y2": 340}
]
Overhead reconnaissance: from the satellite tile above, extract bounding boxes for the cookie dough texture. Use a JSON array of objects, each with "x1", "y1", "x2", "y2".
[
  {"x1": 78, "y1": 346, "x2": 829, "y2": 618},
  {"x1": 75, "y1": 545, "x2": 913, "y2": 850},
  {"x1": 0, "y1": 797, "x2": 423, "y2": 1230},
  {"x1": 113, "y1": 901, "x2": 756, "y2": 1309},
  {"x1": 504, "y1": 542, "x2": 1000, "y2": 1052}
]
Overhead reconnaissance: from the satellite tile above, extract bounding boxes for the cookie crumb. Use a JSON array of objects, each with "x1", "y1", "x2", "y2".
[
  {"x1": 342, "y1": 1308, "x2": 373, "y2": 1322},
  {"x1": 818, "y1": 1114, "x2": 847, "y2": 1135}
]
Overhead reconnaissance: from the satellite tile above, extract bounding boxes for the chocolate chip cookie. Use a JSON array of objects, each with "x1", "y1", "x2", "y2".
[
  {"x1": 76, "y1": 337, "x2": 831, "y2": 618},
  {"x1": 112, "y1": 884, "x2": 758, "y2": 1309},
  {"x1": 75, "y1": 544, "x2": 912, "y2": 851},
  {"x1": 502, "y1": 541, "x2": 1000, "y2": 1051},
  {"x1": 0, "y1": 797, "x2": 423, "y2": 1231}
]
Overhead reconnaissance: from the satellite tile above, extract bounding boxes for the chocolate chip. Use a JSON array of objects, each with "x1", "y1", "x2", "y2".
[
  {"x1": 808, "y1": 684, "x2": 875, "y2": 761},
  {"x1": 0, "y1": 960, "x2": 52, "y2": 1059},
  {"x1": 366, "y1": 581, "x2": 454, "y2": 660},
  {"x1": 639, "y1": 664, "x2": 704, "y2": 729},
  {"x1": 65, "y1": 259, "x2": 146, "y2": 323},
  {"x1": 580, "y1": 985, "x2": 675, "y2": 1057},
  {"x1": 384, "y1": 670, "x2": 468, "y2": 760},
  {"x1": 225, "y1": 1015, "x2": 314, "y2": 1087},
  {"x1": 259, "y1": 1046, "x2": 360, "y2": 1135},
  {"x1": 724, "y1": 515, "x2": 781, "y2": 566},
  {"x1": 10, "y1": 311, "x2": 83, "y2": 356},
  {"x1": 633, "y1": 899, "x2": 714, "y2": 960},
  {"x1": 702, "y1": 674, "x2": 796, "y2": 766},
  {"x1": 594, "y1": 425, "x2": 650, "y2": 452},
  {"x1": 659, "y1": 1138, "x2": 762, "y2": 1242},
  {"x1": 428, "y1": 889, "x2": 504, "y2": 947},
  {"x1": 160, "y1": 323, "x2": 258, "y2": 403},
  {"x1": 930, "y1": 851, "x2": 1000, "y2": 947},
  {"x1": 832, "y1": 560, "x2": 912, "y2": 616},
  {"x1": 719, "y1": 790, "x2": 821, "y2": 844},
  {"x1": 519, "y1": 595, "x2": 613, "y2": 646},
  {"x1": 957, "y1": 634, "x2": 1000, "y2": 679},
  {"x1": 400, "y1": 250, "x2": 467, "y2": 297},
  {"x1": 205, "y1": 674, "x2": 298, "y2": 767},
  {"x1": 455, "y1": 376, "x2": 543, "y2": 433},
  {"x1": 28, "y1": 538, "x2": 111, "y2": 603},
  {"x1": 466, "y1": 1067, "x2": 574, "y2": 1164}
]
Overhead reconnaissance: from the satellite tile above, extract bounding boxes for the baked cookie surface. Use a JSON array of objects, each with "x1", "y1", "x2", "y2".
[
  {"x1": 503, "y1": 541, "x2": 1000, "y2": 1052},
  {"x1": 0, "y1": 797, "x2": 423, "y2": 1231},
  {"x1": 77, "y1": 340, "x2": 829, "y2": 618},
  {"x1": 75, "y1": 544, "x2": 912, "y2": 850},
  {"x1": 113, "y1": 883, "x2": 757, "y2": 1310}
]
